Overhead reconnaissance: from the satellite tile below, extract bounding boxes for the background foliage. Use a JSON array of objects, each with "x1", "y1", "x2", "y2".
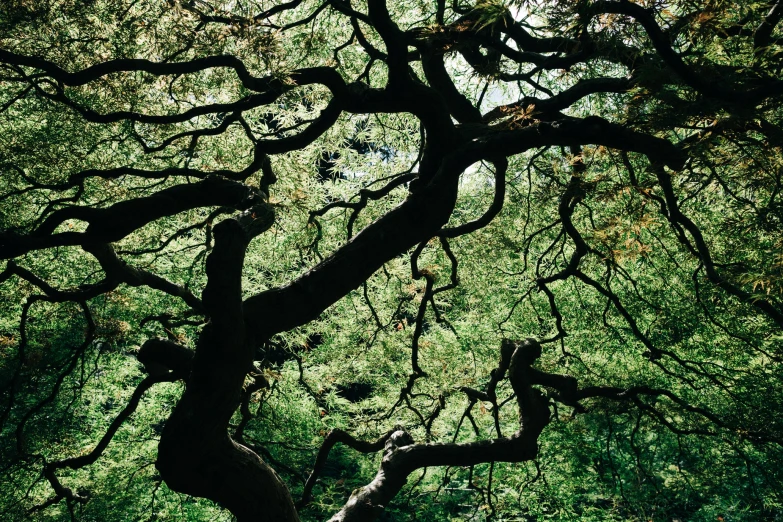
[{"x1": 1, "y1": 0, "x2": 782, "y2": 520}]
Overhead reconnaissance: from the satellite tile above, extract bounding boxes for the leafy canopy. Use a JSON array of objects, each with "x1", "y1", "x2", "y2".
[{"x1": 1, "y1": 0, "x2": 782, "y2": 520}]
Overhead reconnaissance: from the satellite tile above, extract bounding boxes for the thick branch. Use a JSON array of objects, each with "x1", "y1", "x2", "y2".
[
  {"x1": 328, "y1": 339, "x2": 550, "y2": 522},
  {"x1": 440, "y1": 158, "x2": 507, "y2": 237},
  {"x1": 589, "y1": 1, "x2": 783, "y2": 105},
  {"x1": 156, "y1": 209, "x2": 297, "y2": 521},
  {"x1": 1, "y1": 177, "x2": 259, "y2": 259},
  {"x1": 244, "y1": 156, "x2": 463, "y2": 341},
  {"x1": 0, "y1": 50, "x2": 269, "y2": 91},
  {"x1": 470, "y1": 117, "x2": 686, "y2": 171}
]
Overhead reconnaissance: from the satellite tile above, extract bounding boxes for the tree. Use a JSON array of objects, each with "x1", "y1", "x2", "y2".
[{"x1": 1, "y1": 0, "x2": 782, "y2": 520}]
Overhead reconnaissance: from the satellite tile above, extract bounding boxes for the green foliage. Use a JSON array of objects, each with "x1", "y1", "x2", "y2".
[{"x1": 2, "y1": 0, "x2": 783, "y2": 520}]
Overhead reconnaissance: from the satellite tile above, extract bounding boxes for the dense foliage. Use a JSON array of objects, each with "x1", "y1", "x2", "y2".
[{"x1": 1, "y1": 0, "x2": 782, "y2": 520}]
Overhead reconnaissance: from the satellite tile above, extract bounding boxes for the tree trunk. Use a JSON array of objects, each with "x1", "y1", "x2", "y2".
[
  {"x1": 156, "y1": 215, "x2": 300, "y2": 521},
  {"x1": 156, "y1": 159, "x2": 463, "y2": 519}
]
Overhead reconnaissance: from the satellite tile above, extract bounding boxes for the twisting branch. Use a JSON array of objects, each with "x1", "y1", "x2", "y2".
[
  {"x1": 440, "y1": 158, "x2": 508, "y2": 238},
  {"x1": 300, "y1": 428, "x2": 395, "y2": 507},
  {"x1": 586, "y1": 1, "x2": 783, "y2": 105},
  {"x1": 1, "y1": 177, "x2": 263, "y2": 259},
  {"x1": 328, "y1": 339, "x2": 551, "y2": 522},
  {"x1": 650, "y1": 163, "x2": 783, "y2": 327}
]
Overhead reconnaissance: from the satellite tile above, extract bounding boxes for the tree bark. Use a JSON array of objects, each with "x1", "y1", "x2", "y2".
[
  {"x1": 328, "y1": 340, "x2": 551, "y2": 522},
  {"x1": 156, "y1": 151, "x2": 464, "y2": 519},
  {"x1": 156, "y1": 210, "x2": 300, "y2": 521}
]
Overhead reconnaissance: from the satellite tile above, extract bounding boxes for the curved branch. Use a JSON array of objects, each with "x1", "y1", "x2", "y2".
[
  {"x1": 49, "y1": 374, "x2": 176, "y2": 472},
  {"x1": 651, "y1": 164, "x2": 783, "y2": 327},
  {"x1": 328, "y1": 339, "x2": 550, "y2": 522},
  {"x1": 470, "y1": 116, "x2": 687, "y2": 171},
  {"x1": 481, "y1": 77, "x2": 633, "y2": 123},
  {"x1": 1, "y1": 177, "x2": 260, "y2": 259},
  {"x1": 440, "y1": 158, "x2": 507, "y2": 238},
  {"x1": 40, "y1": 373, "x2": 177, "y2": 507},
  {"x1": 0, "y1": 50, "x2": 268, "y2": 91},
  {"x1": 588, "y1": 1, "x2": 783, "y2": 105},
  {"x1": 86, "y1": 243, "x2": 204, "y2": 312},
  {"x1": 300, "y1": 429, "x2": 394, "y2": 506}
]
